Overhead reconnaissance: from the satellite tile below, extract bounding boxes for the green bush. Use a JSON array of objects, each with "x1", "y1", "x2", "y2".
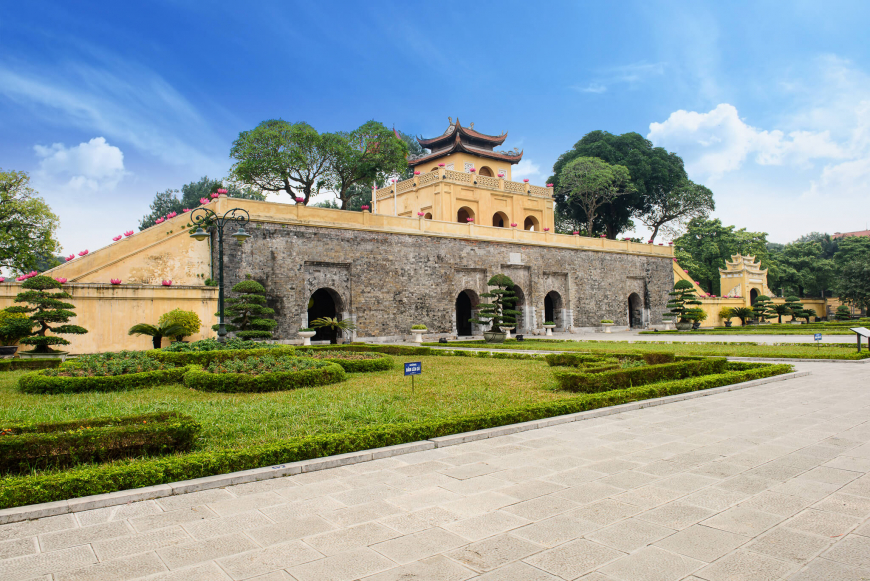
[
  {"x1": 0, "y1": 358, "x2": 62, "y2": 372},
  {"x1": 183, "y1": 360, "x2": 345, "y2": 393},
  {"x1": 553, "y1": 358, "x2": 728, "y2": 393},
  {"x1": 150, "y1": 345, "x2": 295, "y2": 366},
  {"x1": 0, "y1": 412, "x2": 201, "y2": 474},
  {"x1": 158, "y1": 309, "x2": 202, "y2": 340},
  {"x1": 43, "y1": 351, "x2": 170, "y2": 377},
  {"x1": 216, "y1": 276, "x2": 277, "y2": 340},
  {"x1": 545, "y1": 352, "x2": 676, "y2": 367},
  {"x1": 18, "y1": 365, "x2": 190, "y2": 394},
  {"x1": 0, "y1": 363, "x2": 792, "y2": 509},
  {"x1": 0, "y1": 309, "x2": 33, "y2": 346},
  {"x1": 295, "y1": 350, "x2": 394, "y2": 372},
  {"x1": 309, "y1": 344, "x2": 432, "y2": 356},
  {"x1": 161, "y1": 338, "x2": 282, "y2": 352},
  {"x1": 411, "y1": 325, "x2": 427, "y2": 330}
]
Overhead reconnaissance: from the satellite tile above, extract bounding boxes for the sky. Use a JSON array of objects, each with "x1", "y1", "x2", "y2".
[{"x1": 3, "y1": 0, "x2": 870, "y2": 256}]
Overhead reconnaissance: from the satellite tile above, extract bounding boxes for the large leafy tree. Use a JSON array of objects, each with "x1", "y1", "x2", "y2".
[
  {"x1": 834, "y1": 236, "x2": 870, "y2": 311},
  {"x1": 636, "y1": 179, "x2": 714, "y2": 242},
  {"x1": 556, "y1": 157, "x2": 633, "y2": 237},
  {"x1": 550, "y1": 131, "x2": 688, "y2": 238},
  {"x1": 8, "y1": 275, "x2": 87, "y2": 353},
  {"x1": 674, "y1": 218, "x2": 774, "y2": 295},
  {"x1": 139, "y1": 176, "x2": 265, "y2": 230},
  {"x1": 772, "y1": 240, "x2": 836, "y2": 298},
  {"x1": 0, "y1": 169, "x2": 61, "y2": 274}
]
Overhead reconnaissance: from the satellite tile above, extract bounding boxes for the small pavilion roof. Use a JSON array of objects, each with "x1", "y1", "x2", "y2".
[
  {"x1": 409, "y1": 119, "x2": 522, "y2": 167},
  {"x1": 417, "y1": 118, "x2": 508, "y2": 148}
]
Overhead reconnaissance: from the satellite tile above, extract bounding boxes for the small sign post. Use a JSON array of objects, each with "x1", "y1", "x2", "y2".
[
  {"x1": 814, "y1": 333, "x2": 822, "y2": 351},
  {"x1": 404, "y1": 361, "x2": 421, "y2": 393}
]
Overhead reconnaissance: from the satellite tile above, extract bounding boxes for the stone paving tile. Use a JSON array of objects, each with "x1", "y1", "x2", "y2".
[
  {"x1": 441, "y1": 492, "x2": 517, "y2": 518},
  {"x1": 819, "y1": 533, "x2": 870, "y2": 569},
  {"x1": 555, "y1": 482, "x2": 624, "y2": 504},
  {"x1": 613, "y1": 485, "x2": 684, "y2": 509},
  {"x1": 156, "y1": 488, "x2": 234, "y2": 511},
  {"x1": 788, "y1": 557, "x2": 870, "y2": 581},
  {"x1": 303, "y1": 522, "x2": 400, "y2": 556},
  {"x1": 496, "y1": 480, "x2": 566, "y2": 501},
  {"x1": 75, "y1": 500, "x2": 163, "y2": 526},
  {"x1": 737, "y1": 490, "x2": 813, "y2": 517},
  {"x1": 0, "y1": 514, "x2": 77, "y2": 542},
  {"x1": 91, "y1": 526, "x2": 191, "y2": 561},
  {"x1": 362, "y1": 554, "x2": 475, "y2": 581},
  {"x1": 142, "y1": 562, "x2": 233, "y2": 581},
  {"x1": 157, "y1": 533, "x2": 259, "y2": 570},
  {"x1": 783, "y1": 508, "x2": 861, "y2": 538},
  {"x1": 598, "y1": 546, "x2": 703, "y2": 581},
  {"x1": 443, "y1": 511, "x2": 530, "y2": 542},
  {"x1": 216, "y1": 540, "x2": 323, "y2": 579},
  {"x1": 370, "y1": 527, "x2": 466, "y2": 564},
  {"x1": 323, "y1": 500, "x2": 404, "y2": 527},
  {"x1": 636, "y1": 501, "x2": 715, "y2": 530},
  {"x1": 182, "y1": 509, "x2": 273, "y2": 540},
  {"x1": 40, "y1": 520, "x2": 131, "y2": 551},
  {"x1": 448, "y1": 534, "x2": 544, "y2": 573},
  {"x1": 695, "y1": 549, "x2": 797, "y2": 580},
  {"x1": 585, "y1": 518, "x2": 675, "y2": 552},
  {"x1": 569, "y1": 499, "x2": 643, "y2": 526},
  {"x1": 680, "y1": 487, "x2": 750, "y2": 512},
  {"x1": 377, "y1": 506, "x2": 459, "y2": 534},
  {"x1": 653, "y1": 524, "x2": 749, "y2": 563},
  {"x1": 469, "y1": 561, "x2": 561, "y2": 580},
  {"x1": 524, "y1": 538, "x2": 624, "y2": 579},
  {"x1": 0, "y1": 537, "x2": 37, "y2": 560},
  {"x1": 287, "y1": 547, "x2": 396, "y2": 581},
  {"x1": 500, "y1": 495, "x2": 578, "y2": 521},
  {"x1": 54, "y1": 551, "x2": 165, "y2": 581},
  {"x1": 701, "y1": 506, "x2": 784, "y2": 537},
  {"x1": 0, "y1": 545, "x2": 97, "y2": 581},
  {"x1": 438, "y1": 476, "x2": 509, "y2": 496},
  {"x1": 206, "y1": 491, "x2": 288, "y2": 516},
  {"x1": 274, "y1": 480, "x2": 350, "y2": 502},
  {"x1": 248, "y1": 516, "x2": 336, "y2": 546},
  {"x1": 746, "y1": 526, "x2": 833, "y2": 564},
  {"x1": 812, "y1": 492, "x2": 870, "y2": 518},
  {"x1": 130, "y1": 505, "x2": 217, "y2": 532},
  {"x1": 511, "y1": 515, "x2": 599, "y2": 547}
]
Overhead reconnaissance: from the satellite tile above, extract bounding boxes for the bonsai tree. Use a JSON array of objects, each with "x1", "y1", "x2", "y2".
[
  {"x1": 771, "y1": 303, "x2": 792, "y2": 324},
  {"x1": 685, "y1": 308, "x2": 708, "y2": 327},
  {"x1": 0, "y1": 309, "x2": 33, "y2": 346},
  {"x1": 469, "y1": 274, "x2": 521, "y2": 333},
  {"x1": 797, "y1": 308, "x2": 817, "y2": 323},
  {"x1": 752, "y1": 295, "x2": 774, "y2": 323},
  {"x1": 665, "y1": 280, "x2": 702, "y2": 324},
  {"x1": 7, "y1": 275, "x2": 88, "y2": 353},
  {"x1": 214, "y1": 275, "x2": 277, "y2": 339},
  {"x1": 731, "y1": 306, "x2": 754, "y2": 326},
  {"x1": 784, "y1": 296, "x2": 804, "y2": 322},
  {"x1": 718, "y1": 307, "x2": 734, "y2": 325},
  {"x1": 159, "y1": 309, "x2": 202, "y2": 341},
  {"x1": 128, "y1": 320, "x2": 188, "y2": 349},
  {"x1": 310, "y1": 316, "x2": 356, "y2": 343},
  {"x1": 835, "y1": 305, "x2": 852, "y2": 321}
]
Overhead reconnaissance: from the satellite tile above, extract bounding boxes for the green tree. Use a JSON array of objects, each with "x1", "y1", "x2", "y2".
[
  {"x1": 128, "y1": 320, "x2": 188, "y2": 350},
  {"x1": 0, "y1": 169, "x2": 61, "y2": 274},
  {"x1": 159, "y1": 309, "x2": 202, "y2": 341},
  {"x1": 784, "y1": 296, "x2": 804, "y2": 321},
  {"x1": 835, "y1": 305, "x2": 852, "y2": 320},
  {"x1": 674, "y1": 218, "x2": 774, "y2": 295},
  {"x1": 556, "y1": 157, "x2": 633, "y2": 238},
  {"x1": 752, "y1": 295, "x2": 774, "y2": 322},
  {"x1": 731, "y1": 306, "x2": 754, "y2": 325},
  {"x1": 771, "y1": 303, "x2": 791, "y2": 324},
  {"x1": 7, "y1": 275, "x2": 87, "y2": 353},
  {"x1": 665, "y1": 280, "x2": 702, "y2": 323},
  {"x1": 549, "y1": 131, "x2": 688, "y2": 238},
  {"x1": 838, "y1": 261, "x2": 870, "y2": 313},
  {"x1": 216, "y1": 275, "x2": 277, "y2": 339},
  {"x1": 139, "y1": 177, "x2": 265, "y2": 230},
  {"x1": 773, "y1": 240, "x2": 836, "y2": 298},
  {"x1": 636, "y1": 179, "x2": 715, "y2": 242},
  {"x1": 469, "y1": 274, "x2": 521, "y2": 332}
]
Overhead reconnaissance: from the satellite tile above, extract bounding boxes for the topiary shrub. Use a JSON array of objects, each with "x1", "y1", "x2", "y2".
[
  {"x1": 6, "y1": 275, "x2": 87, "y2": 353},
  {"x1": 665, "y1": 280, "x2": 702, "y2": 324},
  {"x1": 183, "y1": 357, "x2": 345, "y2": 393},
  {"x1": 553, "y1": 358, "x2": 728, "y2": 393},
  {"x1": 150, "y1": 339, "x2": 292, "y2": 366},
  {"x1": 295, "y1": 350, "x2": 394, "y2": 372},
  {"x1": 835, "y1": 305, "x2": 852, "y2": 321},
  {"x1": 159, "y1": 309, "x2": 202, "y2": 341},
  {"x1": 752, "y1": 295, "x2": 774, "y2": 322},
  {"x1": 214, "y1": 275, "x2": 277, "y2": 340},
  {"x1": 0, "y1": 309, "x2": 33, "y2": 346},
  {"x1": 470, "y1": 274, "x2": 520, "y2": 333}
]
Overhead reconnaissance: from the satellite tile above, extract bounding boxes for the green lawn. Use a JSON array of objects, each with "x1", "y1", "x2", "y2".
[
  {"x1": 427, "y1": 339, "x2": 870, "y2": 359},
  {"x1": 0, "y1": 355, "x2": 569, "y2": 451}
]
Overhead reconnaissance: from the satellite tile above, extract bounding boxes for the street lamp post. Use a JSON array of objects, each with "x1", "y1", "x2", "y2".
[{"x1": 189, "y1": 207, "x2": 252, "y2": 342}]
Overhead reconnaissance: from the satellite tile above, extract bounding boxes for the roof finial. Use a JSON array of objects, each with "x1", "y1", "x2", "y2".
[
  {"x1": 470, "y1": 122, "x2": 474, "y2": 129},
  {"x1": 448, "y1": 116, "x2": 453, "y2": 125}
]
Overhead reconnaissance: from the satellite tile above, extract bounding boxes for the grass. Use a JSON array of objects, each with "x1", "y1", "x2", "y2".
[
  {"x1": 0, "y1": 355, "x2": 569, "y2": 451},
  {"x1": 425, "y1": 339, "x2": 870, "y2": 360}
]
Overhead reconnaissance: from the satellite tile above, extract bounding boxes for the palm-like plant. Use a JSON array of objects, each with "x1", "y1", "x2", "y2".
[
  {"x1": 128, "y1": 321, "x2": 188, "y2": 349},
  {"x1": 309, "y1": 317, "x2": 357, "y2": 343},
  {"x1": 771, "y1": 303, "x2": 792, "y2": 324},
  {"x1": 731, "y1": 306, "x2": 754, "y2": 326}
]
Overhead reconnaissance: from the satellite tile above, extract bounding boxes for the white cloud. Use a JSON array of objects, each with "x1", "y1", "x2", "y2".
[
  {"x1": 572, "y1": 62, "x2": 666, "y2": 94},
  {"x1": 34, "y1": 137, "x2": 126, "y2": 190},
  {"x1": 511, "y1": 159, "x2": 542, "y2": 181}
]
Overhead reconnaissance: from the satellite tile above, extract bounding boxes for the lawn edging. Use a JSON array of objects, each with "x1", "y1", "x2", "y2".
[{"x1": 0, "y1": 366, "x2": 806, "y2": 524}]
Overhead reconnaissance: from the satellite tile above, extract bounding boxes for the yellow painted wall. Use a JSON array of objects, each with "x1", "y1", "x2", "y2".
[
  {"x1": 0, "y1": 283, "x2": 218, "y2": 354},
  {"x1": 415, "y1": 152, "x2": 515, "y2": 181}
]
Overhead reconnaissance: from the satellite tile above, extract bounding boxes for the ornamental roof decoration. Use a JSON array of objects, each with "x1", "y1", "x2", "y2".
[
  {"x1": 409, "y1": 117, "x2": 522, "y2": 167},
  {"x1": 719, "y1": 254, "x2": 768, "y2": 276}
]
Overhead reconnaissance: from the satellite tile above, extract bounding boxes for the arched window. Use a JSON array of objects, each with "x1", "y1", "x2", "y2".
[
  {"x1": 492, "y1": 212, "x2": 508, "y2": 228},
  {"x1": 457, "y1": 207, "x2": 475, "y2": 223},
  {"x1": 524, "y1": 216, "x2": 540, "y2": 231},
  {"x1": 424, "y1": 212, "x2": 432, "y2": 220},
  {"x1": 430, "y1": 167, "x2": 439, "y2": 172},
  {"x1": 478, "y1": 166, "x2": 494, "y2": 177}
]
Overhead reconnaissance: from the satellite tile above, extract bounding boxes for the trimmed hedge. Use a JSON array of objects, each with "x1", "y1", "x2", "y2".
[
  {"x1": 309, "y1": 344, "x2": 433, "y2": 356},
  {"x1": 553, "y1": 358, "x2": 728, "y2": 393},
  {"x1": 0, "y1": 362, "x2": 792, "y2": 509},
  {"x1": 182, "y1": 360, "x2": 346, "y2": 393},
  {"x1": 545, "y1": 352, "x2": 677, "y2": 367},
  {"x1": 304, "y1": 353, "x2": 394, "y2": 373},
  {"x1": 0, "y1": 412, "x2": 201, "y2": 474},
  {"x1": 148, "y1": 345, "x2": 295, "y2": 366},
  {"x1": 18, "y1": 365, "x2": 191, "y2": 394},
  {"x1": 0, "y1": 359, "x2": 63, "y2": 372}
]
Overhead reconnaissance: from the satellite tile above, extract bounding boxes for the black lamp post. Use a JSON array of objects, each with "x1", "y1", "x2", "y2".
[{"x1": 189, "y1": 207, "x2": 252, "y2": 342}]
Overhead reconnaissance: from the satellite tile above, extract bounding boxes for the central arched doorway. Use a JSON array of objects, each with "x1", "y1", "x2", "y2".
[
  {"x1": 750, "y1": 288, "x2": 759, "y2": 305},
  {"x1": 628, "y1": 293, "x2": 643, "y2": 328},
  {"x1": 457, "y1": 207, "x2": 475, "y2": 223},
  {"x1": 308, "y1": 288, "x2": 341, "y2": 343},
  {"x1": 492, "y1": 212, "x2": 508, "y2": 228},
  {"x1": 456, "y1": 290, "x2": 478, "y2": 336},
  {"x1": 545, "y1": 291, "x2": 563, "y2": 328},
  {"x1": 524, "y1": 216, "x2": 539, "y2": 231}
]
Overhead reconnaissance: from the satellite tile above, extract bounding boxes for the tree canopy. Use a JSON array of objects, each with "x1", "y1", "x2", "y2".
[
  {"x1": 555, "y1": 157, "x2": 633, "y2": 238},
  {"x1": 139, "y1": 176, "x2": 265, "y2": 230},
  {"x1": 636, "y1": 179, "x2": 714, "y2": 242},
  {"x1": 0, "y1": 169, "x2": 61, "y2": 274}
]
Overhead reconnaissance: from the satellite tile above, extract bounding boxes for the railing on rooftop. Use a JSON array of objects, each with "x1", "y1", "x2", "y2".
[{"x1": 374, "y1": 169, "x2": 554, "y2": 202}]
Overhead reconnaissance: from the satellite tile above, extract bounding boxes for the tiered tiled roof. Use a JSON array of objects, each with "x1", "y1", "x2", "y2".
[{"x1": 409, "y1": 117, "x2": 523, "y2": 167}]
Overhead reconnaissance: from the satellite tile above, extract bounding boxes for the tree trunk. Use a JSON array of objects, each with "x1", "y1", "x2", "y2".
[{"x1": 152, "y1": 335, "x2": 161, "y2": 350}]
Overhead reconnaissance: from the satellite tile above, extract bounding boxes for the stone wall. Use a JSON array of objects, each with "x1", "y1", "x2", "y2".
[{"x1": 215, "y1": 222, "x2": 672, "y2": 340}]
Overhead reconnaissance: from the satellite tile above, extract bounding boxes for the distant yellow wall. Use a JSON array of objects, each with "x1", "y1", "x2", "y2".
[
  {"x1": 0, "y1": 283, "x2": 218, "y2": 354},
  {"x1": 414, "y1": 152, "x2": 515, "y2": 181}
]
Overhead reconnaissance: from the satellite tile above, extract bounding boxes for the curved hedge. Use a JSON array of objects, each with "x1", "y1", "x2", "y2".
[
  {"x1": 18, "y1": 365, "x2": 191, "y2": 394},
  {"x1": 182, "y1": 360, "x2": 345, "y2": 393},
  {"x1": 148, "y1": 345, "x2": 295, "y2": 366},
  {"x1": 297, "y1": 351, "x2": 394, "y2": 373},
  {"x1": 554, "y1": 358, "x2": 727, "y2": 393}
]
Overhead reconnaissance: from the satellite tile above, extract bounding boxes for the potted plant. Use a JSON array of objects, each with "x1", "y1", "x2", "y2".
[
  {"x1": 128, "y1": 320, "x2": 188, "y2": 349},
  {"x1": 685, "y1": 308, "x2": 708, "y2": 330},
  {"x1": 543, "y1": 320, "x2": 556, "y2": 336},
  {"x1": 0, "y1": 309, "x2": 33, "y2": 358},
  {"x1": 666, "y1": 280, "x2": 702, "y2": 331},
  {"x1": 599, "y1": 319, "x2": 614, "y2": 333},
  {"x1": 410, "y1": 324, "x2": 427, "y2": 343},
  {"x1": 470, "y1": 274, "x2": 520, "y2": 344},
  {"x1": 731, "y1": 306, "x2": 753, "y2": 327},
  {"x1": 8, "y1": 275, "x2": 88, "y2": 358},
  {"x1": 718, "y1": 307, "x2": 734, "y2": 327},
  {"x1": 310, "y1": 316, "x2": 357, "y2": 344},
  {"x1": 298, "y1": 327, "x2": 316, "y2": 346}
]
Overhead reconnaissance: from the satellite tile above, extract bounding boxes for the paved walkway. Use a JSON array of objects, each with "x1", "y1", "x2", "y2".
[
  {"x1": 2, "y1": 362, "x2": 869, "y2": 581},
  {"x1": 515, "y1": 330, "x2": 854, "y2": 345}
]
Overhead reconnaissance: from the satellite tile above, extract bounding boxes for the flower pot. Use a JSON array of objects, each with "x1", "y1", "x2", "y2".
[
  {"x1": 675, "y1": 322, "x2": 693, "y2": 331},
  {"x1": 483, "y1": 331, "x2": 506, "y2": 344},
  {"x1": 600, "y1": 323, "x2": 613, "y2": 333},
  {"x1": 298, "y1": 331, "x2": 316, "y2": 346},
  {"x1": 410, "y1": 329, "x2": 426, "y2": 343},
  {"x1": 501, "y1": 327, "x2": 515, "y2": 339},
  {"x1": 18, "y1": 350, "x2": 68, "y2": 361},
  {"x1": 0, "y1": 346, "x2": 18, "y2": 359},
  {"x1": 724, "y1": 321, "x2": 733, "y2": 327},
  {"x1": 692, "y1": 322, "x2": 701, "y2": 330},
  {"x1": 543, "y1": 324, "x2": 556, "y2": 336}
]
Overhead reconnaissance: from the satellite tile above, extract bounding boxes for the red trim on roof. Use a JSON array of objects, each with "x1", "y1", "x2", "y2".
[{"x1": 417, "y1": 119, "x2": 508, "y2": 148}]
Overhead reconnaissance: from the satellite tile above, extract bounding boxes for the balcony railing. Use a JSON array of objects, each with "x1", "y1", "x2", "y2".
[{"x1": 375, "y1": 170, "x2": 554, "y2": 201}]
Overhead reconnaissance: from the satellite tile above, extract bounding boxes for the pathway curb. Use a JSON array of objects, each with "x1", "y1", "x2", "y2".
[{"x1": 0, "y1": 370, "x2": 810, "y2": 525}]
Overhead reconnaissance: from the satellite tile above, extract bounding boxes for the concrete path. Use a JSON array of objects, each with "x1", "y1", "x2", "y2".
[
  {"x1": 520, "y1": 330, "x2": 855, "y2": 345},
  {"x1": 2, "y1": 362, "x2": 869, "y2": 581}
]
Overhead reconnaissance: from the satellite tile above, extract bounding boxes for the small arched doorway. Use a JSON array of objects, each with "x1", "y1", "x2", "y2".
[
  {"x1": 750, "y1": 288, "x2": 759, "y2": 305},
  {"x1": 457, "y1": 207, "x2": 475, "y2": 223},
  {"x1": 492, "y1": 212, "x2": 508, "y2": 228},
  {"x1": 628, "y1": 293, "x2": 643, "y2": 329},
  {"x1": 545, "y1": 291, "x2": 563, "y2": 328},
  {"x1": 308, "y1": 288, "x2": 341, "y2": 344},
  {"x1": 479, "y1": 166, "x2": 494, "y2": 177},
  {"x1": 423, "y1": 212, "x2": 432, "y2": 219},
  {"x1": 511, "y1": 285, "x2": 526, "y2": 331},
  {"x1": 524, "y1": 216, "x2": 539, "y2": 231},
  {"x1": 456, "y1": 290, "x2": 478, "y2": 336}
]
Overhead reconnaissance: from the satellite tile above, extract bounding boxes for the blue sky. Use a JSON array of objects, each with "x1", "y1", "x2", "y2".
[{"x1": 3, "y1": 1, "x2": 870, "y2": 254}]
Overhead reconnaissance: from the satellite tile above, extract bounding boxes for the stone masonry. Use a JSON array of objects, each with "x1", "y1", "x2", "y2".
[{"x1": 215, "y1": 222, "x2": 673, "y2": 341}]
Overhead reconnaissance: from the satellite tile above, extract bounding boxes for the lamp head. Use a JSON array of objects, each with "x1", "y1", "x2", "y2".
[
  {"x1": 189, "y1": 227, "x2": 209, "y2": 242},
  {"x1": 232, "y1": 227, "x2": 252, "y2": 244}
]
